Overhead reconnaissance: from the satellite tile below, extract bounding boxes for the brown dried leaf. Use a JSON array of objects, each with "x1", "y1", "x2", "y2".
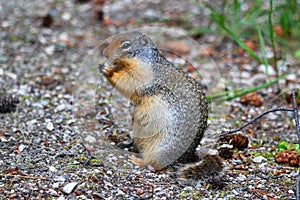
[
  {"x1": 234, "y1": 164, "x2": 246, "y2": 170},
  {"x1": 274, "y1": 25, "x2": 285, "y2": 38},
  {"x1": 244, "y1": 40, "x2": 257, "y2": 51},
  {"x1": 75, "y1": 190, "x2": 82, "y2": 195},
  {"x1": 136, "y1": 188, "x2": 144, "y2": 195},
  {"x1": 241, "y1": 92, "x2": 263, "y2": 107},
  {"x1": 286, "y1": 91, "x2": 300, "y2": 105}
]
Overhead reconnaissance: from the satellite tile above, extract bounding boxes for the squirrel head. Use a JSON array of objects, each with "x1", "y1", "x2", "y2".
[
  {"x1": 103, "y1": 31, "x2": 156, "y2": 63},
  {"x1": 101, "y1": 31, "x2": 157, "y2": 99}
]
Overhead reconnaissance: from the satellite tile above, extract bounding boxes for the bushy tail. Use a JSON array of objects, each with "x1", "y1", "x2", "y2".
[{"x1": 178, "y1": 154, "x2": 224, "y2": 180}]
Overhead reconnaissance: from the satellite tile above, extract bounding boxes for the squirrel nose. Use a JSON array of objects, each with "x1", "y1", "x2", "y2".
[
  {"x1": 103, "y1": 46, "x2": 115, "y2": 61},
  {"x1": 103, "y1": 47, "x2": 108, "y2": 57}
]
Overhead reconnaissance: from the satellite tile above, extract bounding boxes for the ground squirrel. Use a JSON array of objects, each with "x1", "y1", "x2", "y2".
[{"x1": 99, "y1": 31, "x2": 223, "y2": 178}]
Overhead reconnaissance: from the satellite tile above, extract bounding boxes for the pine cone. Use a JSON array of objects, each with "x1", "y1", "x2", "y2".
[
  {"x1": 230, "y1": 134, "x2": 249, "y2": 149},
  {"x1": 275, "y1": 150, "x2": 299, "y2": 167},
  {"x1": 220, "y1": 133, "x2": 249, "y2": 150},
  {"x1": 0, "y1": 95, "x2": 19, "y2": 113}
]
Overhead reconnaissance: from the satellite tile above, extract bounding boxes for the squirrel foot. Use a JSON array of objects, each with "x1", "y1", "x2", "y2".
[
  {"x1": 129, "y1": 155, "x2": 145, "y2": 166},
  {"x1": 130, "y1": 155, "x2": 164, "y2": 172}
]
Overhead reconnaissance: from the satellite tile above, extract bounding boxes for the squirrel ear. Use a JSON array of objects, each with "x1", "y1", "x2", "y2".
[{"x1": 141, "y1": 35, "x2": 149, "y2": 46}]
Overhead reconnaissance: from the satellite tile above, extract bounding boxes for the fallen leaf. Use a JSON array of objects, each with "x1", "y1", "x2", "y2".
[
  {"x1": 274, "y1": 25, "x2": 285, "y2": 38},
  {"x1": 241, "y1": 92, "x2": 263, "y2": 107},
  {"x1": 136, "y1": 188, "x2": 144, "y2": 195}
]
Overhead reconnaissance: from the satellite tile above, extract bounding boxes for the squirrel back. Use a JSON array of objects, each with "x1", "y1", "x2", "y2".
[{"x1": 100, "y1": 31, "x2": 223, "y2": 178}]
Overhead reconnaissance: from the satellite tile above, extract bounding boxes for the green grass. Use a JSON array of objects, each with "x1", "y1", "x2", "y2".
[
  {"x1": 191, "y1": 0, "x2": 300, "y2": 64},
  {"x1": 148, "y1": 1, "x2": 299, "y2": 102},
  {"x1": 206, "y1": 74, "x2": 287, "y2": 103},
  {"x1": 192, "y1": 1, "x2": 300, "y2": 102}
]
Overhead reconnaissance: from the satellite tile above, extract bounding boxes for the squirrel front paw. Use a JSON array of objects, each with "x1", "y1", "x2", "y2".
[{"x1": 98, "y1": 63, "x2": 108, "y2": 73}]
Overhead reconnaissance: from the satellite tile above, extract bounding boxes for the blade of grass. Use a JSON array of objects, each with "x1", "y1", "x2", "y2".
[
  {"x1": 215, "y1": 21, "x2": 262, "y2": 64},
  {"x1": 201, "y1": 2, "x2": 263, "y2": 63},
  {"x1": 269, "y1": 0, "x2": 279, "y2": 78},
  {"x1": 257, "y1": 26, "x2": 269, "y2": 77},
  {"x1": 206, "y1": 73, "x2": 287, "y2": 103}
]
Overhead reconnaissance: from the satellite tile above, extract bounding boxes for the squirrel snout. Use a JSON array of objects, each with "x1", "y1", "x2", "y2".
[
  {"x1": 102, "y1": 47, "x2": 109, "y2": 58},
  {"x1": 103, "y1": 47, "x2": 116, "y2": 63}
]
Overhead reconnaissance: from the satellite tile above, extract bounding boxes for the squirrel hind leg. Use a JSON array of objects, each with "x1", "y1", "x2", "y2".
[
  {"x1": 177, "y1": 151, "x2": 199, "y2": 164},
  {"x1": 177, "y1": 139, "x2": 202, "y2": 164},
  {"x1": 177, "y1": 129, "x2": 204, "y2": 164}
]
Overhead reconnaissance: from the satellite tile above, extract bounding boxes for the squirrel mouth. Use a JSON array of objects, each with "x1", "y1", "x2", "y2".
[
  {"x1": 99, "y1": 59, "x2": 125, "y2": 78},
  {"x1": 111, "y1": 59, "x2": 125, "y2": 72}
]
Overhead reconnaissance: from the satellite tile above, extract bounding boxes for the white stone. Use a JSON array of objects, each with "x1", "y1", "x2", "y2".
[
  {"x1": 288, "y1": 189, "x2": 294, "y2": 194},
  {"x1": 18, "y1": 144, "x2": 26, "y2": 152},
  {"x1": 62, "y1": 13, "x2": 71, "y2": 21},
  {"x1": 48, "y1": 189, "x2": 58, "y2": 196},
  {"x1": 62, "y1": 182, "x2": 78, "y2": 194},
  {"x1": 236, "y1": 174, "x2": 247, "y2": 181},
  {"x1": 57, "y1": 195, "x2": 65, "y2": 200},
  {"x1": 52, "y1": 182, "x2": 60, "y2": 188},
  {"x1": 232, "y1": 189, "x2": 239, "y2": 195},
  {"x1": 258, "y1": 64, "x2": 276, "y2": 75},
  {"x1": 66, "y1": 119, "x2": 76, "y2": 125},
  {"x1": 45, "y1": 45, "x2": 55, "y2": 55},
  {"x1": 56, "y1": 104, "x2": 66, "y2": 111},
  {"x1": 253, "y1": 156, "x2": 267, "y2": 163},
  {"x1": 54, "y1": 176, "x2": 66, "y2": 182},
  {"x1": 85, "y1": 135, "x2": 96, "y2": 143},
  {"x1": 49, "y1": 166, "x2": 57, "y2": 172},
  {"x1": 46, "y1": 122, "x2": 54, "y2": 131}
]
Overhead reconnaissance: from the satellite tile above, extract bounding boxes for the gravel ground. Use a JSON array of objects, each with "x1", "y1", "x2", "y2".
[{"x1": 1, "y1": 0, "x2": 300, "y2": 199}]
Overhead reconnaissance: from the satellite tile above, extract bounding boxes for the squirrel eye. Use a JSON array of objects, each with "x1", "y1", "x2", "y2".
[{"x1": 120, "y1": 41, "x2": 131, "y2": 50}]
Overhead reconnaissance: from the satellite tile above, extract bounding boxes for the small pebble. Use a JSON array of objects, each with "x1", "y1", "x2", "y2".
[
  {"x1": 85, "y1": 135, "x2": 96, "y2": 143},
  {"x1": 62, "y1": 182, "x2": 78, "y2": 194},
  {"x1": 57, "y1": 196, "x2": 65, "y2": 200},
  {"x1": 46, "y1": 122, "x2": 54, "y2": 131},
  {"x1": 56, "y1": 104, "x2": 66, "y2": 111},
  {"x1": 45, "y1": 45, "x2": 55, "y2": 55},
  {"x1": 54, "y1": 176, "x2": 66, "y2": 182},
  {"x1": 236, "y1": 174, "x2": 247, "y2": 181},
  {"x1": 288, "y1": 190, "x2": 294, "y2": 194},
  {"x1": 49, "y1": 166, "x2": 57, "y2": 172},
  {"x1": 48, "y1": 189, "x2": 58, "y2": 196},
  {"x1": 253, "y1": 156, "x2": 266, "y2": 163},
  {"x1": 18, "y1": 144, "x2": 26, "y2": 152},
  {"x1": 231, "y1": 189, "x2": 239, "y2": 195},
  {"x1": 53, "y1": 182, "x2": 60, "y2": 189},
  {"x1": 0, "y1": 56, "x2": 8, "y2": 63}
]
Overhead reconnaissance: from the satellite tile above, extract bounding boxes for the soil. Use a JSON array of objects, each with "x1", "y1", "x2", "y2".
[{"x1": 0, "y1": 0, "x2": 299, "y2": 199}]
